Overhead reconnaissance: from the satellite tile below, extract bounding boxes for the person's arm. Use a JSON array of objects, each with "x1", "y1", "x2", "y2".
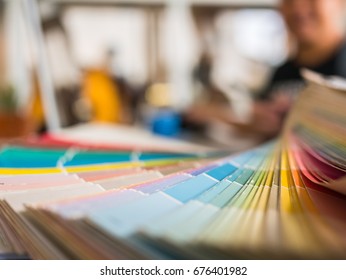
[{"x1": 185, "y1": 94, "x2": 291, "y2": 138}]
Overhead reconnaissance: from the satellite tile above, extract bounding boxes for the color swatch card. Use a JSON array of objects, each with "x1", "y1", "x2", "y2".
[{"x1": 0, "y1": 71, "x2": 345, "y2": 260}]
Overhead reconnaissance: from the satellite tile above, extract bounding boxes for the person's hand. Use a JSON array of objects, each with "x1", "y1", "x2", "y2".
[
  {"x1": 271, "y1": 93, "x2": 294, "y2": 116},
  {"x1": 245, "y1": 97, "x2": 292, "y2": 137},
  {"x1": 250, "y1": 102, "x2": 283, "y2": 136}
]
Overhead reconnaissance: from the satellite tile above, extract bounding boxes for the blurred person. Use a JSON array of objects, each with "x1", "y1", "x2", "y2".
[{"x1": 186, "y1": 0, "x2": 346, "y2": 142}]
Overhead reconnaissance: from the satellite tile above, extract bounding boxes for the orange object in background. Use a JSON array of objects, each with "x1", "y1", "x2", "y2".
[{"x1": 82, "y1": 69, "x2": 123, "y2": 123}]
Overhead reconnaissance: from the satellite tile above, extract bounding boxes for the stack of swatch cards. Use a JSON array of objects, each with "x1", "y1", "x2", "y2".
[{"x1": 0, "y1": 71, "x2": 345, "y2": 260}]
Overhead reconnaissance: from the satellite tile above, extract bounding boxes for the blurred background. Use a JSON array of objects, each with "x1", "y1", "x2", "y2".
[{"x1": 0, "y1": 0, "x2": 314, "y2": 147}]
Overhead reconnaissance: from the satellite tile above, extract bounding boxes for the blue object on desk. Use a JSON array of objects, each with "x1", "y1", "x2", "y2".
[{"x1": 150, "y1": 109, "x2": 181, "y2": 137}]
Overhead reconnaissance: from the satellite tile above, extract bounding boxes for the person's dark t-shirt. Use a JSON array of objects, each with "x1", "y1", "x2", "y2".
[{"x1": 259, "y1": 41, "x2": 346, "y2": 99}]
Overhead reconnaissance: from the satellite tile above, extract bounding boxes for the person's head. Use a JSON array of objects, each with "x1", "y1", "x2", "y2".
[{"x1": 279, "y1": 0, "x2": 345, "y2": 46}]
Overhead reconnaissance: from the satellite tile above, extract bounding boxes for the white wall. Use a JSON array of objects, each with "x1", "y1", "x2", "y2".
[{"x1": 63, "y1": 6, "x2": 148, "y2": 85}]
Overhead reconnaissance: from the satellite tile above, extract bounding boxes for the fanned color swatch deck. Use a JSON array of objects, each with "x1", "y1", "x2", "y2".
[{"x1": 0, "y1": 72, "x2": 345, "y2": 260}]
